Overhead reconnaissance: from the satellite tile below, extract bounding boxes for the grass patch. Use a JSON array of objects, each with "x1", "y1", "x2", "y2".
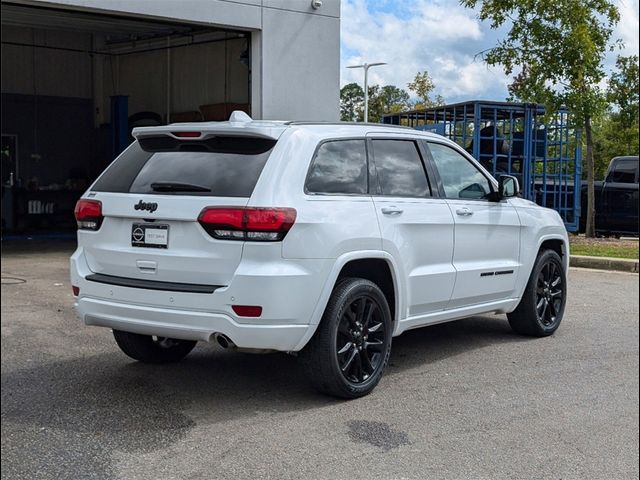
[{"x1": 569, "y1": 235, "x2": 638, "y2": 259}]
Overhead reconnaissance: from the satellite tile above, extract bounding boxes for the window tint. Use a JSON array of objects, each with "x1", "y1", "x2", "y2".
[
  {"x1": 371, "y1": 140, "x2": 430, "y2": 197},
  {"x1": 305, "y1": 140, "x2": 367, "y2": 194},
  {"x1": 608, "y1": 159, "x2": 637, "y2": 183},
  {"x1": 92, "y1": 138, "x2": 274, "y2": 197},
  {"x1": 428, "y1": 143, "x2": 492, "y2": 200}
]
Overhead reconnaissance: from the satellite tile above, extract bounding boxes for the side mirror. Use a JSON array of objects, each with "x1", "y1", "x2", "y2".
[{"x1": 498, "y1": 175, "x2": 520, "y2": 199}]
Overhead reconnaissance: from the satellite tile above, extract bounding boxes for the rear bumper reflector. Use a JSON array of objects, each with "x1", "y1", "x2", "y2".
[
  {"x1": 232, "y1": 305, "x2": 263, "y2": 317},
  {"x1": 85, "y1": 273, "x2": 222, "y2": 294}
]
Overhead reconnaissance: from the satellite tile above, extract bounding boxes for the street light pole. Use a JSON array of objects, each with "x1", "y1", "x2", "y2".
[
  {"x1": 346, "y1": 62, "x2": 386, "y2": 122},
  {"x1": 363, "y1": 65, "x2": 369, "y2": 123}
]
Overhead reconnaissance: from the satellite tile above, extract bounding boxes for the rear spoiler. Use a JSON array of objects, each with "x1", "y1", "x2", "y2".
[{"x1": 132, "y1": 110, "x2": 288, "y2": 142}]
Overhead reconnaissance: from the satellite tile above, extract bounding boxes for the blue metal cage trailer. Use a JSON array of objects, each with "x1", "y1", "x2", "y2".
[{"x1": 382, "y1": 101, "x2": 582, "y2": 231}]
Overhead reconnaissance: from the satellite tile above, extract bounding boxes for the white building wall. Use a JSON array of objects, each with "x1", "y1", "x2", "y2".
[
  {"x1": 22, "y1": 0, "x2": 341, "y2": 120},
  {"x1": 260, "y1": 4, "x2": 340, "y2": 120}
]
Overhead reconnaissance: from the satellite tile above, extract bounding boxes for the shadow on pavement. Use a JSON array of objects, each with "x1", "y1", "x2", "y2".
[
  {"x1": 387, "y1": 314, "x2": 529, "y2": 372},
  {"x1": 1, "y1": 315, "x2": 530, "y2": 477},
  {"x1": 2, "y1": 315, "x2": 528, "y2": 433}
]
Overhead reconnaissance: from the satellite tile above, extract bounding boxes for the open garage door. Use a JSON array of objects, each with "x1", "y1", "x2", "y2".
[{"x1": 1, "y1": 2, "x2": 251, "y2": 235}]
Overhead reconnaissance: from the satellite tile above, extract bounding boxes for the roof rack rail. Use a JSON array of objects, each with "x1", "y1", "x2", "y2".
[{"x1": 287, "y1": 121, "x2": 414, "y2": 130}]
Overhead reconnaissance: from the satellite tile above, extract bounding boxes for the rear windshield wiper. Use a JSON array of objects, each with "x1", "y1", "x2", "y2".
[{"x1": 150, "y1": 182, "x2": 211, "y2": 192}]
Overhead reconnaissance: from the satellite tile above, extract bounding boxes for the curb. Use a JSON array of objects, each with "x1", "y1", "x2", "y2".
[{"x1": 570, "y1": 255, "x2": 639, "y2": 273}]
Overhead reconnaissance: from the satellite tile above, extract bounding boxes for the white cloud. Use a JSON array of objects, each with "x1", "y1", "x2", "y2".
[
  {"x1": 430, "y1": 56, "x2": 510, "y2": 98},
  {"x1": 410, "y1": 1, "x2": 483, "y2": 41},
  {"x1": 341, "y1": 0, "x2": 639, "y2": 104},
  {"x1": 340, "y1": 0, "x2": 510, "y2": 103},
  {"x1": 615, "y1": 0, "x2": 639, "y2": 56}
]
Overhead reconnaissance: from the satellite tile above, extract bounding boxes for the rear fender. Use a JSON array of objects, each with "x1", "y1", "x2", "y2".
[{"x1": 292, "y1": 251, "x2": 403, "y2": 351}]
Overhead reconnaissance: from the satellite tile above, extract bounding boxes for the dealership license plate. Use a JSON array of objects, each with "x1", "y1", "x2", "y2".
[{"x1": 131, "y1": 223, "x2": 169, "y2": 248}]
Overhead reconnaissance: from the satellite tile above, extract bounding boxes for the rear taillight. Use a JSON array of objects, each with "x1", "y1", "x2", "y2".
[
  {"x1": 198, "y1": 207, "x2": 296, "y2": 241},
  {"x1": 72, "y1": 286, "x2": 80, "y2": 296},
  {"x1": 74, "y1": 199, "x2": 103, "y2": 231}
]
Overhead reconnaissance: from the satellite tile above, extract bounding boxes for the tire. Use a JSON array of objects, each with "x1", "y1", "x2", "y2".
[
  {"x1": 112, "y1": 330, "x2": 197, "y2": 363},
  {"x1": 302, "y1": 277, "x2": 393, "y2": 399},
  {"x1": 508, "y1": 250, "x2": 567, "y2": 337}
]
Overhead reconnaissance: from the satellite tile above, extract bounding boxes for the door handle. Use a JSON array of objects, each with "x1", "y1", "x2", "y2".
[
  {"x1": 456, "y1": 207, "x2": 473, "y2": 217},
  {"x1": 381, "y1": 207, "x2": 403, "y2": 216}
]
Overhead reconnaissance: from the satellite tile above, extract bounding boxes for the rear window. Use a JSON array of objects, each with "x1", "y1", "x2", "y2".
[
  {"x1": 305, "y1": 140, "x2": 368, "y2": 194},
  {"x1": 607, "y1": 158, "x2": 638, "y2": 184},
  {"x1": 91, "y1": 136, "x2": 276, "y2": 197},
  {"x1": 371, "y1": 139, "x2": 431, "y2": 197}
]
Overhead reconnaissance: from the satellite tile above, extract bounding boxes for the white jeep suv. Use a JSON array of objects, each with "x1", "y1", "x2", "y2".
[{"x1": 70, "y1": 112, "x2": 569, "y2": 398}]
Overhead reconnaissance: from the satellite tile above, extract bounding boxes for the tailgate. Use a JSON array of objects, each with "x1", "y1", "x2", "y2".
[{"x1": 80, "y1": 193, "x2": 247, "y2": 286}]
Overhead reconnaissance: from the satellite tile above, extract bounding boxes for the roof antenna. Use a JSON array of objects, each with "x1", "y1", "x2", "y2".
[{"x1": 229, "y1": 111, "x2": 252, "y2": 123}]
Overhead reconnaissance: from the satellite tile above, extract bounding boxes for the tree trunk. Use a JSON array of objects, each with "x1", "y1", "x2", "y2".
[{"x1": 584, "y1": 116, "x2": 596, "y2": 238}]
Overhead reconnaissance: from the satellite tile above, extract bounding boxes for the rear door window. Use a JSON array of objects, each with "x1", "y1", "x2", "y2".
[
  {"x1": 91, "y1": 136, "x2": 276, "y2": 197},
  {"x1": 371, "y1": 139, "x2": 431, "y2": 197},
  {"x1": 305, "y1": 140, "x2": 368, "y2": 194}
]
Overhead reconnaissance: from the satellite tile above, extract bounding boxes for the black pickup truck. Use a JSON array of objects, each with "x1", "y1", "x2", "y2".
[{"x1": 581, "y1": 156, "x2": 639, "y2": 236}]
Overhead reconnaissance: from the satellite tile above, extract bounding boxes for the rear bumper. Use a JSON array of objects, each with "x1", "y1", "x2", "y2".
[
  {"x1": 70, "y1": 246, "x2": 331, "y2": 351},
  {"x1": 76, "y1": 296, "x2": 309, "y2": 350}
]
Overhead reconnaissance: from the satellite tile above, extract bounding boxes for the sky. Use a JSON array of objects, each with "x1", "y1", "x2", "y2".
[{"x1": 340, "y1": 0, "x2": 640, "y2": 104}]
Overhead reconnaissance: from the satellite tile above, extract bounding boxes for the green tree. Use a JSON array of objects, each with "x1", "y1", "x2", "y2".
[
  {"x1": 407, "y1": 71, "x2": 445, "y2": 109},
  {"x1": 608, "y1": 55, "x2": 639, "y2": 129},
  {"x1": 592, "y1": 115, "x2": 639, "y2": 178},
  {"x1": 340, "y1": 82, "x2": 411, "y2": 122},
  {"x1": 593, "y1": 55, "x2": 640, "y2": 177},
  {"x1": 367, "y1": 85, "x2": 412, "y2": 122},
  {"x1": 340, "y1": 83, "x2": 364, "y2": 121},
  {"x1": 462, "y1": 0, "x2": 620, "y2": 237}
]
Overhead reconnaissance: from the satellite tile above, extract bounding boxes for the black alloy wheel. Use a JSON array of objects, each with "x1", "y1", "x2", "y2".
[
  {"x1": 535, "y1": 260, "x2": 564, "y2": 326},
  {"x1": 303, "y1": 277, "x2": 393, "y2": 398},
  {"x1": 336, "y1": 295, "x2": 386, "y2": 384},
  {"x1": 508, "y1": 249, "x2": 567, "y2": 337}
]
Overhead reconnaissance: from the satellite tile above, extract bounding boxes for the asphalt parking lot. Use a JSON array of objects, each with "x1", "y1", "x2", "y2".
[{"x1": 1, "y1": 241, "x2": 638, "y2": 480}]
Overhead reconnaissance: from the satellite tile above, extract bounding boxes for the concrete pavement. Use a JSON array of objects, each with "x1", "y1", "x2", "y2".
[{"x1": 1, "y1": 242, "x2": 638, "y2": 480}]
